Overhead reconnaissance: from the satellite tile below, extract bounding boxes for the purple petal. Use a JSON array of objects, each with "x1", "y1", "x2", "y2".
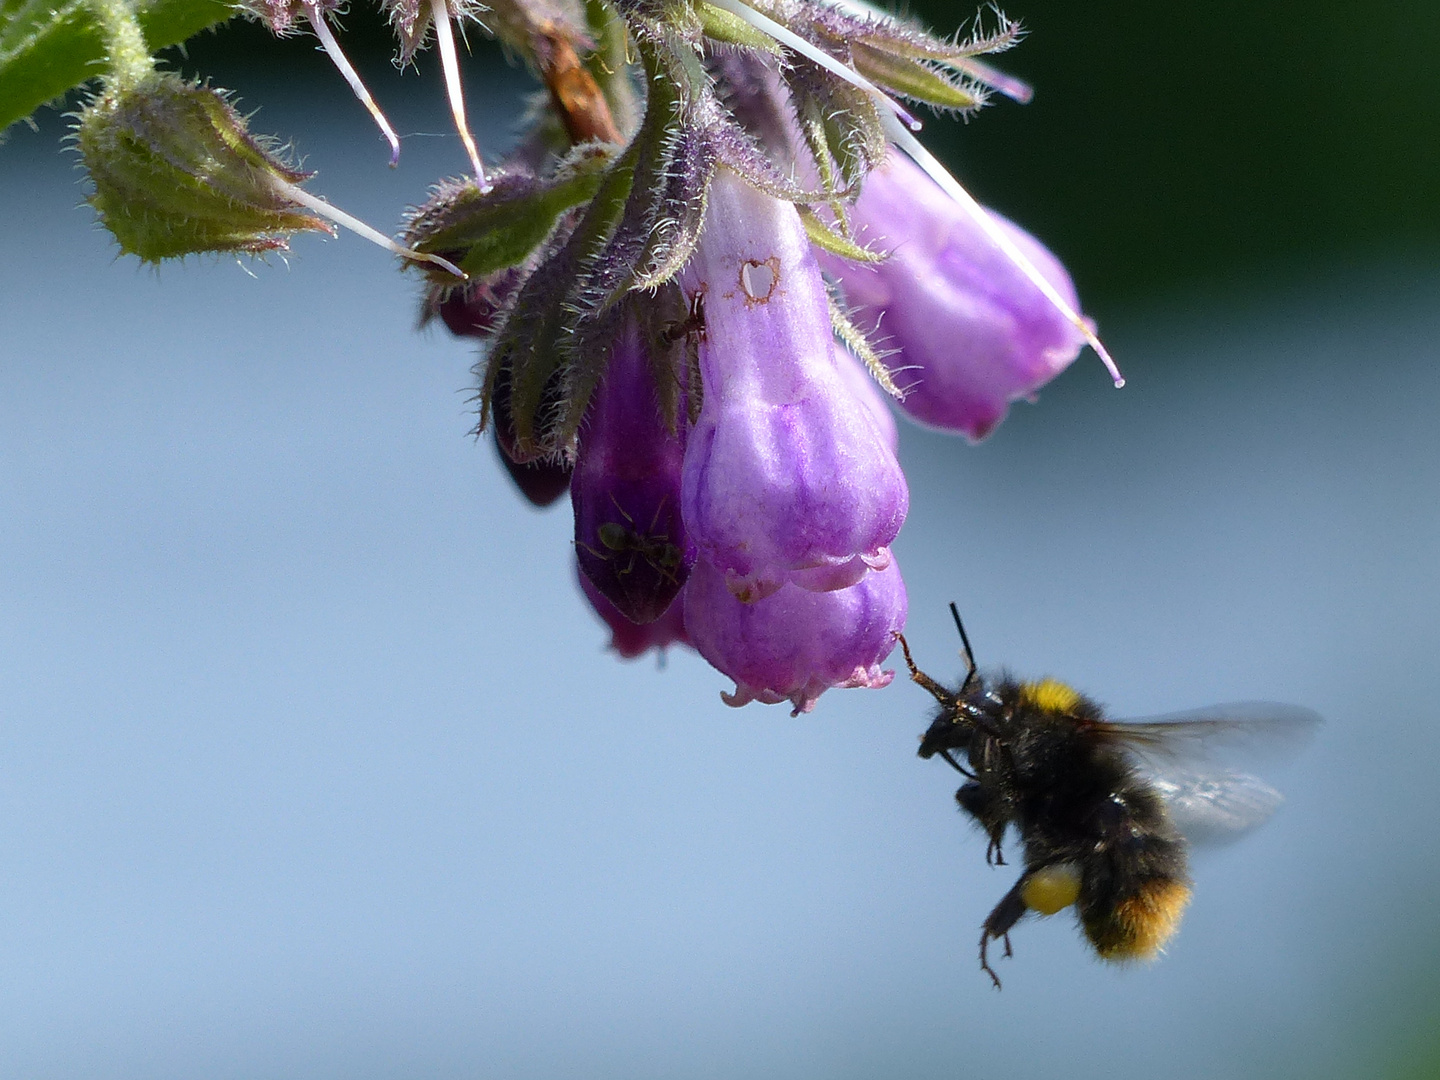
[
  {"x1": 679, "y1": 171, "x2": 909, "y2": 602},
  {"x1": 833, "y1": 342, "x2": 899, "y2": 453},
  {"x1": 572, "y1": 312, "x2": 695, "y2": 623},
  {"x1": 820, "y1": 152, "x2": 1087, "y2": 440},
  {"x1": 578, "y1": 564, "x2": 692, "y2": 661},
  {"x1": 683, "y1": 555, "x2": 908, "y2": 716}
]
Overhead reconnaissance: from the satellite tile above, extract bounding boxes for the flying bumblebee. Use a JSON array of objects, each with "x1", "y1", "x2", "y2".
[{"x1": 895, "y1": 606, "x2": 1318, "y2": 989}]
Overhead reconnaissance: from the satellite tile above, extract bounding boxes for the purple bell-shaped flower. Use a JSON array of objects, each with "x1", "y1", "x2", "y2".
[
  {"x1": 819, "y1": 151, "x2": 1087, "y2": 441},
  {"x1": 577, "y1": 565, "x2": 691, "y2": 661},
  {"x1": 679, "y1": 170, "x2": 909, "y2": 603},
  {"x1": 683, "y1": 555, "x2": 907, "y2": 716},
  {"x1": 572, "y1": 311, "x2": 696, "y2": 624}
]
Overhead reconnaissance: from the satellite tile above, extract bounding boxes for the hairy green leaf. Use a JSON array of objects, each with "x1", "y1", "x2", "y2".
[{"x1": 0, "y1": 0, "x2": 234, "y2": 134}]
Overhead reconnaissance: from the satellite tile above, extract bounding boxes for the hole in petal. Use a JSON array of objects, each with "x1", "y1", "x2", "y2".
[{"x1": 739, "y1": 258, "x2": 779, "y2": 303}]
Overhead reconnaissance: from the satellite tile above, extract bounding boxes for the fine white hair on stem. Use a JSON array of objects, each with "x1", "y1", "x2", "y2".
[
  {"x1": 431, "y1": 0, "x2": 491, "y2": 190},
  {"x1": 305, "y1": 2, "x2": 402, "y2": 166},
  {"x1": 705, "y1": 0, "x2": 1122, "y2": 386},
  {"x1": 268, "y1": 175, "x2": 467, "y2": 278}
]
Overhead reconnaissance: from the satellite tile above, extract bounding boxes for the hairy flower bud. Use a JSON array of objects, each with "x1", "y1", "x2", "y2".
[
  {"x1": 819, "y1": 152, "x2": 1087, "y2": 441},
  {"x1": 683, "y1": 555, "x2": 907, "y2": 715},
  {"x1": 679, "y1": 170, "x2": 909, "y2": 603},
  {"x1": 421, "y1": 267, "x2": 527, "y2": 340},
  {"x1": 488, "y1": 362, "x2": 573, "y2": 508},
  {"x1": 75, "y1": 73, "x2": 334, "y2": 261},
  {"x1": 572, "y1": 313, "x2": 696, "y2": 623},
  {"x1": 578, "y1": 566, "x2": 691, "y2": 661},
  {"x1": 238, "y1": 0, "x2": 338, "y2": 35}
]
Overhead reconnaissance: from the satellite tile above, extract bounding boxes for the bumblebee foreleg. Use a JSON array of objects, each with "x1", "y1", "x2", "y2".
[{"x1": 956, "y1": 781, "x2": 1009, "y2": 866}]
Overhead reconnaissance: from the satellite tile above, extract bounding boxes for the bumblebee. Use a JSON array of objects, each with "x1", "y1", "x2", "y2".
[{"x1": 896, "y1": 606, "x2": 1318, "y2": 988}]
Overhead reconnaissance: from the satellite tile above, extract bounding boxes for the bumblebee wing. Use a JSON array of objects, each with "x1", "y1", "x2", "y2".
[
  {"x1": 1100, "y1": 702, "x2": 1320, "y2": 845},
  {"x1": 1146, "y1": 768, "x2": 1286, "y2": 845},
  {"x1": 1099, "y1": 702, "x2": 1321, "y2": 770}
]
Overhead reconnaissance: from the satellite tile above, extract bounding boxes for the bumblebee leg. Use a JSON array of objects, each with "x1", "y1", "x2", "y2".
[
  {"x1": 956, "y1": 782, "x2": 1008, "y2": 866},
  {"x1": 979, "y1": 877, "x2": 1030, "y2": 990},
  {"x1": 939, "y1": 749, "x2": 976, "y2": 780},
  {"x1": 893, "y1": 633, "x2": 954, "y2": 706}
]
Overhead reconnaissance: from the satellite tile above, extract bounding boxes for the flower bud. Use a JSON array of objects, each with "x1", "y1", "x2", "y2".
[
  {"x1": 421, "y1": 267, "x2": 526, "y2": 340},
  {"x1": 75, "y1": 73, "x2": 334, "y2": 261},
  {"x1": 572, "y1": 313, "x2": 695, "y2": 624},
  {"x1": 683, "y1": 555, "x2": 907, "y2": 716},
  {"x1": 679, "y1": 170, "x2": 909, "y2": 603},
  {"x1": 488, "y1": 361, "x2": 573, "y2": 508},
  {"x1": 578, "y1": 565, "x2": 691, "y2": 661},
  {"x1": 819, "y1": 152, "x2": 1086, "y2": 441},
  {"x1": 238, "y1": 0, "x2": 336, "y2": 35}
]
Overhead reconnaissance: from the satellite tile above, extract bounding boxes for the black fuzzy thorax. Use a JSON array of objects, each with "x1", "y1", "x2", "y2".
[{"x1": 919, "y1": 672, "x2": 1189, "y2": 915}]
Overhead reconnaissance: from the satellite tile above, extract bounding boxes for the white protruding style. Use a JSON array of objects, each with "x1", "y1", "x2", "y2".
[
  {"x1": 267, "y1": 175, "x2": 466, "y2": 278},
  {"x1": 305, "y1": 2, "x2": 402, "y2": 167},
  {"x1": 431, "y1": 0, "x2": 490, "y2": 190}
]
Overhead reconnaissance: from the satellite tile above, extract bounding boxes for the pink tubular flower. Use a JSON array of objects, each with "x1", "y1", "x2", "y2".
[
  {"x1": 572, "y1": 312, "x2": 695, "y2": 624},
  {"x1": 678, "y1": 169, "x2": 909, "y2": 603},
  {"x1": 683, "y1": 555, "x2": 907, "y2": 716},
  {"x1": 819, "y1": 151, "x2": 1087, "y2": 441}
]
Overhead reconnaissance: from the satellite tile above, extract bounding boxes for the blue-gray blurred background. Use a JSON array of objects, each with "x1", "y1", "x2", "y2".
[{"x1": 2, "y1": 4, "x2": 1439, "y2": 1077}]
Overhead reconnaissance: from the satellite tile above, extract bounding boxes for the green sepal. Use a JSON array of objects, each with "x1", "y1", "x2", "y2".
[
  {"x1": 819, "y1": 77, "x2": 884, "y2": 191},
  {"x1": 798, "y1": 204, "x2": 882, "y2": 265},
  {"x1": 404, "y1": 144, "x2": 614, "y2": 284},
  {"x1": 481, "y1": 138, "x2": 639, "y2": 458},
  {"x1": 852, "y1": 43, "x2": 980, "y2": 111},
  {"x1": 0, "y1": 0, "x2": 233, "y2": 134},
  {"x1": 75, "y1": 71, "x2": 333, "y2": 260},
  {"x1": 828, "y1": 289, "x2": 902, "y2": 400},
  {"x1": 694, "y1": 0, "x2": 781, "y2": 54}
]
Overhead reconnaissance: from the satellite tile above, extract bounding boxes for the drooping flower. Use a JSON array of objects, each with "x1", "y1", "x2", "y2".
[
  {"x1": 578, "y1": 565, "x2": 691, "y2": 661},
  {"x1": 483, "y1": 361, "x2": 574, "y2": 509},
  {"x1": 683, "y1": 555, "x2": 907, "y2": 716},
  {"x1": 818, "y1": 151, "x2": 1088, "y2": 441},
  {"x1": 572, "y1": 310, "x2": 696, "y2": 624},
  {"x1": 421, "y1": 267, "x2": 527, "y2": 340},
  {"x1": 678, "y1": 169, "x2": 909, "y2": 603}
]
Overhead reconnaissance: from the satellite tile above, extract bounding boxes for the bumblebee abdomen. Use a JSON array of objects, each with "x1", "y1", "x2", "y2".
[{"x1": 1081, "y1": 874, "x2": 1192, "y2": 961}]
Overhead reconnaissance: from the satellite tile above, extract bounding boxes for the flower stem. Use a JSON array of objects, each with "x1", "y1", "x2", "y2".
[{"x1": 88, "y1": 0, "x2": 153, "y2": 85}]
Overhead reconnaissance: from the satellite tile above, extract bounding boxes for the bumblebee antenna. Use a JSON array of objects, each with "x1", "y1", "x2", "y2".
[{"x1": 950, "y1": 603, "x2": 977, "y2": 692}]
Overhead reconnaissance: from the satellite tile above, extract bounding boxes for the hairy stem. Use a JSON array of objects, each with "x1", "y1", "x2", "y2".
[{"x1": 89, "y1": 0, "x2": 154, "y2": 84}]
